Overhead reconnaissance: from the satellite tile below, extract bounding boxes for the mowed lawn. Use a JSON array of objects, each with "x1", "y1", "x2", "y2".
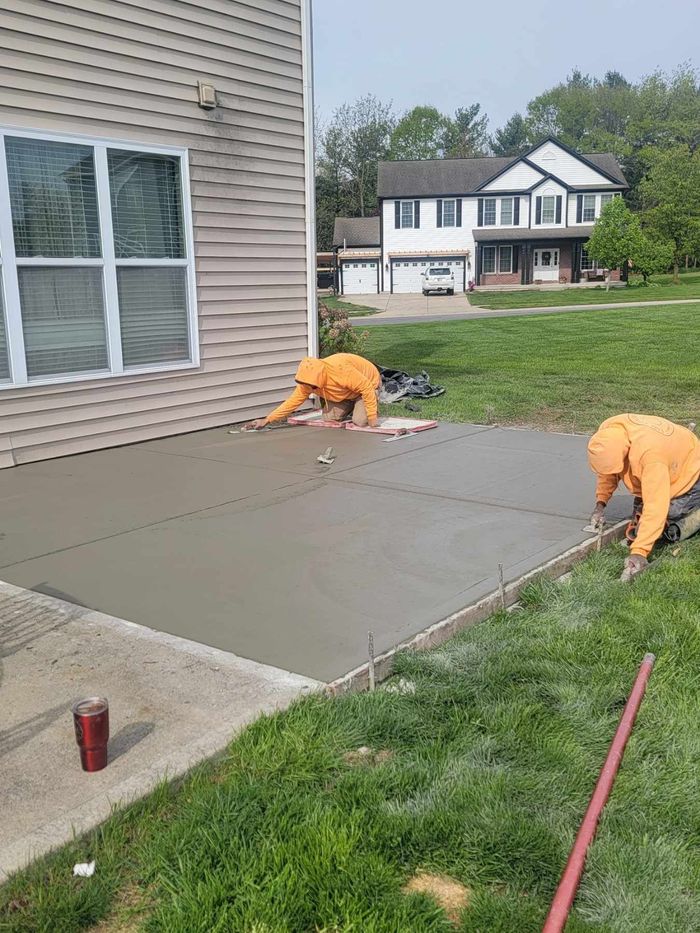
[
  {"x1": 468, "y1": 271, "x2": 700, "y2": 310},
  {"x1": 365, "y1": 303, "x2": 700, "y2": 432},
  {"x1": 2, "y1": 540, "x2": 699, "y2": 932}
]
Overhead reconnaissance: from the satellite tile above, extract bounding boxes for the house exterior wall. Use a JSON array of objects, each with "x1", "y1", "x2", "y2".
[
  {"x1": 0, "y1": 0, "x2": 313, "y2": 467},
  {"x1": 528, "y1": 142, "x2": 611, "y2": 185},
  {"x1": 483, "y1": 162, "x2": 543, "y2": 190},
  {"x1": 567, "y1": 192, "x2": 620, "y2": 225}
]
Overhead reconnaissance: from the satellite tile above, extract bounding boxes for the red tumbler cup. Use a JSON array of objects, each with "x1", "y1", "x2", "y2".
[{"x1": 72, "y1": 697, "x2": 109, "y2": 772}]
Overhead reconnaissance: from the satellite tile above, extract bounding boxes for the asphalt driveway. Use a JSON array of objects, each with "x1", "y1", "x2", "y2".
[{"x1": 0, "y1": 422, "x2": 631, "y2": 683}]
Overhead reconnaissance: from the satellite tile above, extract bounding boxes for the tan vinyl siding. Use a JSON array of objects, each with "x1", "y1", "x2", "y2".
[{"x1": 0, "y1": 0, "x2": 310, "y2": 466}]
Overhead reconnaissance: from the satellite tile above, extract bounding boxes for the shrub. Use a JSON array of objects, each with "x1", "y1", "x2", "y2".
[{"x1": 318, "y1": 302, "x2": 369, "y2": 357}]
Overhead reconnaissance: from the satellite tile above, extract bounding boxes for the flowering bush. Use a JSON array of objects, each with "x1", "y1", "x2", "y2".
[{"x1": 319, "y1": 302, "x2": 369, "y2": 356}]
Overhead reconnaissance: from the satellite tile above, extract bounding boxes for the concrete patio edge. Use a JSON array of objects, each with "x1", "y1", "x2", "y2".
[{"x1": 326, "y1": 520, "x2": 627, "y2": 695}]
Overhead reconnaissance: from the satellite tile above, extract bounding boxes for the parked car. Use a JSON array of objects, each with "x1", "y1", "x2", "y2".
[{"x1": 422, "y1": 266, "x2": 455, "y2": 295}]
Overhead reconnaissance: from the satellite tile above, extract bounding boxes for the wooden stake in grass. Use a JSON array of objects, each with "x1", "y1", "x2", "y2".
[
  {"x1": 368, "y1": 631, "x2": 375, "y2": 692},
  {"x1": 498, "y1": 563, "x2": 506, "y2": 610}
]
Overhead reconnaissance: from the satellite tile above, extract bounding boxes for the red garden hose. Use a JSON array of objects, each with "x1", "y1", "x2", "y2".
[{"x1": 542, "y1": 652, "x2": 656, "y2": 933}]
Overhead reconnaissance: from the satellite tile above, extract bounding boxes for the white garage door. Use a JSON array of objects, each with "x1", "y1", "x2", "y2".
[
  {"x1": 391, "y1": 258, "x2": 465, "y2": 293},
  {"x1": 341, "y1": 261, "x2": 378, "y2": 294}
]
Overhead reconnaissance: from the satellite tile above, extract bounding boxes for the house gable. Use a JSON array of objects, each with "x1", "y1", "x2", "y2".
[
  {"x1": 527, "y1": 140, "x2": 615, "y2": 187},
  {"x1": 482, "y1": 160, "x2": 545, "y2": 191}
]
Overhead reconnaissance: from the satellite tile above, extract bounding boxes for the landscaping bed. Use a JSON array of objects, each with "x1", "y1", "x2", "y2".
[{"x1": 2, "y1": 539, "x2": 699, "y2": 932}]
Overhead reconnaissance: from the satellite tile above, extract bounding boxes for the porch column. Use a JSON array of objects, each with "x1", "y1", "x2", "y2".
[
  {"x1": 520, "y1": 244, "x2": 527, "y2": 285},
  {"x1": 475, "y1": 244, "x2": 482, "y2": 286},
  {"x1": 571, "y1": 241, "x2": 581, "y2": 284},
  {"x1": 524, "y1": 243, "x2": 533, "y2": 285}
]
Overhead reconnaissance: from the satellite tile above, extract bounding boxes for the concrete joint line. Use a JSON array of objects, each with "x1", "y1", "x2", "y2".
[{"x1": 326, "y1": 520, "x2": 627, "y2": 696}]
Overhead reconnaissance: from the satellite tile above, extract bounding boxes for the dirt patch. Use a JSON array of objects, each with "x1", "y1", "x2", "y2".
[
  {"x1": 342, "y1": 746, "x2": 394, "y2": 767},
  {"x1": 90, "y1": 883, "x2": 151, "y2": 932},
  {"x1": 403, "y1": 871, "x2": 471, "y2": 926}
]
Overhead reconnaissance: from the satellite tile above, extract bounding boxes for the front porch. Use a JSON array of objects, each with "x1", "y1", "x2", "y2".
[{"x1": 473, "y1": 227, "x2": 626, "y2": 288}]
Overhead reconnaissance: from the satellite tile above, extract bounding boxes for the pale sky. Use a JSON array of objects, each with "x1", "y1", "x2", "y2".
[{"x1": 312, "y1": 0, "x2": 699, "y2": 131}]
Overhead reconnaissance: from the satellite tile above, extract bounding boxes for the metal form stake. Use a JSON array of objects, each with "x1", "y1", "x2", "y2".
[
  {"x1": 597, "y1": 522, "x2": 604, "y2": 553},
  {"x1": 367, "y1": 631, "x2": 376, "y2": 692},
  {"x1": 498, "y1": 563, "x2": 506, "y2": 610}
]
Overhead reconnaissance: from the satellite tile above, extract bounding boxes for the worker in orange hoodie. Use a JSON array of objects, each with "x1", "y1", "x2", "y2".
[
  {"x1": 247, "y1": 353, "x2": 381, "y2": 430},
  {"x1": 588, "y1": 414, "x2": 700, "y2": 580}
]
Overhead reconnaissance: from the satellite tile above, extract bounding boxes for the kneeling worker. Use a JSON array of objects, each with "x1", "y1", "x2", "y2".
[
  {"x1": 588, "y1": 414, "x2": 700, "y2": 580},
  {"x1": 247, "y1": 353, "x2": 381, "y2": 430}
]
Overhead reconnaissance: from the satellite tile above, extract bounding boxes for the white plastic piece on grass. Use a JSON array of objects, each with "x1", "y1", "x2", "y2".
[
  {"x1": 73, "y1": 861, "x2": 96, "y2": 877},
  {"x1": 384, "y1": 678, "x2": 416, "y2": 695}
]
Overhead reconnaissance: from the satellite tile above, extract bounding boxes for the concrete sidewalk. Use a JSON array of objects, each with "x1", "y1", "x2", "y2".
[{"x1": 0, "y1": 581, "x2": 318, "y2": 881}]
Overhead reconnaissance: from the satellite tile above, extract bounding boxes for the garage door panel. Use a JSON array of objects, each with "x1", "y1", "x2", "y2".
[
  {"x1": 391, "y1": 257, "x2": 465, "y2": 293},
  {"x1": 341, "y1": 261, "x2": 378, "y2": 294}
]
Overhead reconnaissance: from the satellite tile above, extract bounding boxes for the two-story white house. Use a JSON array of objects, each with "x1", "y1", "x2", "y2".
[{"x1": 335, "y1": 137, "x2": 628, "y2": 295}]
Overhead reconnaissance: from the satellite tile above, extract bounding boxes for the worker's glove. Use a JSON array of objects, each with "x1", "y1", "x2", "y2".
[
  {"x1": 590, "y1": 502, "x2": 606, "y2": 529},
  {"x1": 244, "y1": 419, "x2": 268, "y2": 431},
  {"x1": 620, "y1": 554, "x2": 649, "y2": 582}
]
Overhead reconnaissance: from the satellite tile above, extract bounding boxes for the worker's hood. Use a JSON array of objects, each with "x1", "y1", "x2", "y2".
[
  {"x1": 588, "y1": 425, "x2": 630, "y2": 475},
  {"x1": 295, "y1": 357, "x2": 327, "y2": 389}
]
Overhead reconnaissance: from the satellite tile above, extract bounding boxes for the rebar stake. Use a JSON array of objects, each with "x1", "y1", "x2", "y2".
[
  {"x1": 498, "y1": 563, "x2": 506, "y2": 610},
  {"x1": 597, "y1": 522, "x2": 604, "y2": 553},
  {"x1": 368, "y1": 631, "x2": 376, "y2": 692}
]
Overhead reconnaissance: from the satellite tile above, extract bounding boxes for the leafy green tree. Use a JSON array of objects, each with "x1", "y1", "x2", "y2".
[
  {"x1": 629, "y1": 232, "x2": 674, "y2": 284},
  {"x1": 585, "y1": 196, "x2": 637, "y2": 290},
  {"x1": 639, "y1": 145, "x2": 700, "y2": 282},
  {"x1": 389, "y1": 106, "x2": 451, "y2": 160},
  {"x1": 443, "y1": 104, "x2": 490, "y2": 158},
  {"x1": 491, "y1": 113, "x2": 529, "y2": 156}
]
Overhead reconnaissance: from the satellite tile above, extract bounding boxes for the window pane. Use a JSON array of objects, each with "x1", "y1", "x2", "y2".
[
  {"x1": 18, "y1": 267, "x2": 108, "y2": 377},
  {"x1": 500, "y1": 198, "x2": 513, "y2": 225},
  {"x1": 108, "y1": 150, "x2": 184, "y2": 259},
  {"x1": 118, "y1": 267, "x2": 189, "y2": 367},
  {"x1": 484, "y1": 199, "x2": 496, "y2": 225},
  {"x1": 600, "y1": 193, "x2": 613, "y2": 211},
  {"x1": 498, "y1": 246, "x2": 512, "y2": 273},
  {"x1": 0, "y1": 278, "x2": 10, "y2": 381},
  {"x1": 401, "y1": 202, "x2": 413, "y2": 228},
  {"x1": 542, "y1": 196, "x2": 555, "y2": 223},
  {"x1": 443, "y1": 199, "x2": 455, "y2": 226},
  {"x1": 6, "y1": 137, "x2": 100, "y2": 258},
  {"x1": 583, "y1": 194, "x2": 596, "y2": 222},
  {"x1": 482, "y1": 247, "x2": 496, "y2": 273}
]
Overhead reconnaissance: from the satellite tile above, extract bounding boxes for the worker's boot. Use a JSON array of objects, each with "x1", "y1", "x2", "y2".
[{"x1": 625, "y1": 497, "x2": 643, "y2": 547}]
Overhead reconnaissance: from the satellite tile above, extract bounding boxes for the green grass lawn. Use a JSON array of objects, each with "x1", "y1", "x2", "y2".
[
  {"x1": 468, "y1": 272, "x2": 700, "y2": 310},
  {"x1": 321, "y1": 294, "x2": 380, "y2": 317},
  {"x1": 2, "y1": 539, "x2": 699, "y2": 932},
  {"x1": 365, "y1": 303, "x2": 700, "y2": 432}
]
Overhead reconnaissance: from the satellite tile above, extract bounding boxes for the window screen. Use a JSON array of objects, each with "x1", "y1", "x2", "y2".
[
  {"x1": 483, "y1": 199, "x2": 496, "y2": 225},
  {"x1": 117, "y1": 267, "x2": 189, "y2": 367},
  {"x1": 442, "y1": 199, "x2": 456, "y2": 226},
  {"x1": 482, "y1": 246, "x2": 496, "y2": 273},
  {"x1": 541, "y1": 196, "x2": 556, "y2": 224},
  {"x1": 500, "y1": 198, "x2": 513, "y2": 225},
  {"x1": 582, "y1": 194, "x2": 596, "y2": 222}
]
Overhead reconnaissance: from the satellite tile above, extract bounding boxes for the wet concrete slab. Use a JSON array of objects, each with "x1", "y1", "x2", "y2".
[{"x1": 0, "y1": 423, "x2": 632, "y2": 682}]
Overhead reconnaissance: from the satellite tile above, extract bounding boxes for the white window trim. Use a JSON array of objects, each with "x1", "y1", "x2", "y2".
[
  {"x1": 500, "y1": 197, "x2": 513, "y2": 226},
  {"x1": 482, "y1": 245, "x2": 497, "y2": 273},
  {"x1": 498, "y1": 245, "x2": 513, "y2": 274},
  {"x1": 400, "y1": 200, "x2": 415, "y2": 228},
  {"x1": 483, "y1": 198, "x2": 497, "y2": 226},
  {"x1": 442, "y1": 198, "x2": 456, "y2": 227},
  {"x1": 582, "y1": 194, "x2": 596, "y2": 223},
  {"x1": 540, "y1": 194, "x2": 556, "y2": 224},
  {"x1": 0, "y1": 124, "x2": 199, "y2": 390}
]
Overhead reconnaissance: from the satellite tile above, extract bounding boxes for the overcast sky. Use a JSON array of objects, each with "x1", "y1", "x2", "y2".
[{"x1": 312, "y1": 0, "x2": 699, "y2": 131}]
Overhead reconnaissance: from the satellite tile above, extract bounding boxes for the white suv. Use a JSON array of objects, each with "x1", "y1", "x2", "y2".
[{"x1": 422, "y1": 266, "x2": 455, "y2": 296}]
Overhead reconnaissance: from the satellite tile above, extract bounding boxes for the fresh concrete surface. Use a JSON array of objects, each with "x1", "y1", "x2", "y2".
[
  {"x1": 342, "y1": 292, "x2": 700, "y2": 326},
  {"x1": 0, "y1": 423, "x2": 632, "y2": 683},
  {"x1": 0, "y1": 580, "x2": 318, "y2": 881}
]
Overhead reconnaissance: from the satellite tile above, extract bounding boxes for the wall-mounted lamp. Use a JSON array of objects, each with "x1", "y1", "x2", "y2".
[{"x1": 198, "y1": 82, "x2": 218, "y2": 110}]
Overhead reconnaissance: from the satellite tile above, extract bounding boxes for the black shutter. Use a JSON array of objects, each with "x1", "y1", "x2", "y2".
[
  {"x1": 512, "y1": 247, "x2": 519, "y2": 273},
  {"x1": 395, "y1": 201, "x2": 401, "y2": 229},
  {"x1": 456, "y1": 199, "x2": 462, "y2": 227},
  {"x1": 576, "y1": 195, "x2": 583, "y2": 223},
  {"x1": 555, "y1": 195, "x2": 562, "y2": 223},
  {"x1": 477, "y1": 198, "x2": 484, "y2": 226},
  {"x1": 437, "y1": 199, "x2": 443, "y2": 228},
  {"x1": 513, "y1": 197, "x2": 520, "y2": 225},
  {"x1": 535, "y1": 196, "x2": 542, "y2": 225},
  {"x1": 414, "y1": 200, "x2": 420, "y2": 229}
]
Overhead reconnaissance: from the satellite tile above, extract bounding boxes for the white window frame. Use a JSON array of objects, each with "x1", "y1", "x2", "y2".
[
  {"x1": 500, "y1": 197, "x2": 513, "y2": 226},
  {"x1": 482, "y1": 246, "x2": 496, "y2": 273},
  {"x1": 582, "y1": 194, "x2": 596, "y2": 223},
  {"x1": 400, "y1": 200, "x2": 415, "y2": 228},
  {"x1": 442, "y1": 198, "x2": 456, "y2": 227},
  {"x1": 0, "y1": 125, "x2": 199, "y2": 390},
  {"x1": 580, "y1": 248, "x2": 596, "y2": 272},
  {"x1": 483, "y1": 198, "x2": 497, "y2": 226},
  {"x1": 498, "y1": 245, "x2": 513, "y2": 274},
  {"x1": 600, "y1": 193, "x2": 614, "y2": 212},
  {"x1": 541, "y1": 195, "x2": 556, "y2": 224}
]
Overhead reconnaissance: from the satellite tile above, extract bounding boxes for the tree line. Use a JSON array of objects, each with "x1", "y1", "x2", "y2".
[{"x1": 315, "y1": 64, "x2": 700, "y2": 271}]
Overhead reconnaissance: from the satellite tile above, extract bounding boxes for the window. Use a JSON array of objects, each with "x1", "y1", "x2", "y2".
[
  {"x1": 483, "y1": 198, "x2": 496, "y2": 225},
  {"x1": 541, "y1": 195, "x2": 556, "y2": 224},
  {"x1": 400, "y1": 201, "x2": 414, "y2": 228},
  {"x1": 582, "y1": 194, "x2": 596, "y2": 222},
  {"x1": 0, "y1": 130, "x2": 196, "y2": 387},
  {"x1": 482, "y1": 246, "x2": 496, "y2": 273},
  {"x1": 580, "y1": 248, "x2": 596, "y2": 272},
  {"x1": 600, "y1": 193, "x2": 614, "y2": 211},
  {"x1": 498, "y1": 245, "x2": 513, "y2": 273},
  {"x1": 442, "y1": 199, "x2": 456, "y2": 227},
  {"x1": 500, "y1": 198, "x2": 513, "y2": 226}
]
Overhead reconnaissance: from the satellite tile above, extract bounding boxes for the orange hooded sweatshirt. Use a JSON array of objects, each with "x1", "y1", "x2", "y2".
[
  {"x1": 588, "y1": 414, "x2": 700, "y2": 558},
  {"x1": 265, "y1": 353, "x2": 381, "y2": 424}
]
